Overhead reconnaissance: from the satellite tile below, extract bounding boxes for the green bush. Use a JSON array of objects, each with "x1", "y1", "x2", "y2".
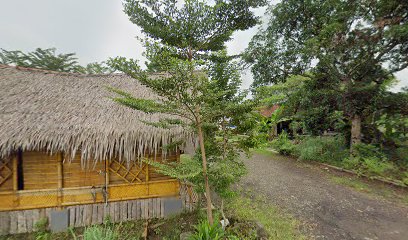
[
  {"x1": 270, "y1": 132, "x2": 295, "y2": 155},
  {"x1": 344, "y1": 143, "x2": 396, "y2": 177},
  {"x1": 189, "y1": 220, "x2": 225, "y2": 240},
  {"x1": 295, "y1": 135, "x2": 347, "y2": 163}
]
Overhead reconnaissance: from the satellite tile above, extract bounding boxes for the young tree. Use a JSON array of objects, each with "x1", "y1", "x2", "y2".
[
  {"x1": 109, "y1": 0, "x2": 265, "y2": 223},
  {"x1": 245, "y1": 0, "x2": 408, "y2": 149}
]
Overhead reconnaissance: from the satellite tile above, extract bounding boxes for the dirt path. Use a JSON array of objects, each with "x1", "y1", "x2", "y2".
[{"x1": 239, "y1": 151, "x2": 408, "y2": 240}]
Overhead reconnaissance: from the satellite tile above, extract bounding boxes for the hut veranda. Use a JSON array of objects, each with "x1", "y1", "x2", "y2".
[{"x1": 0, "y1": 65, "x2": 196, "y2": 234}]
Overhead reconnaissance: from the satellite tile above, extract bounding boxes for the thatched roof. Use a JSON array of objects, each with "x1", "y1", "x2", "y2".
[{"x1": 0, "y1": 64, "x2": 189, "y2": 163}]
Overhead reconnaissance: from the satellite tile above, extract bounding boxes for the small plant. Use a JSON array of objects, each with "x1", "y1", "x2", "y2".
[
  {"x1": 270, "y1": 132, "x2": 295, "y2": 155},
  {"x1": 83, "y1": 225, "x2": 118, "y2": 240},
  {"x1": 189, "y1": 220, "x2": 225, "y2": 240},
  {"x1": 34, "y1": 218, "x2": 50, "y2": 240}
]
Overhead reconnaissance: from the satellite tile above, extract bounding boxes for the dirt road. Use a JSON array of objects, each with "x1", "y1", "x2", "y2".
[{"x1": 240, "y1": 152, "x2": 408, "y2": 240}]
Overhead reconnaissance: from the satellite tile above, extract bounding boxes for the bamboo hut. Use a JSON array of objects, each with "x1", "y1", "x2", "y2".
[{"x1": 0, "y1": 65, "x2": 196, "y2": 234}]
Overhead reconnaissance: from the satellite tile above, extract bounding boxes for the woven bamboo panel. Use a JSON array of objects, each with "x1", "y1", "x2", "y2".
[{"x1": 0, "y1": 157, "x2": 13, "y2": 191}]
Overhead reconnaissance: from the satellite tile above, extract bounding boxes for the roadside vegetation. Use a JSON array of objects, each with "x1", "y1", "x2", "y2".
[
  {"x1": 268, "y1": 133, "x2": 408, "y2": 186},
  {"x1": 1, "y1": 193, "x2": 306, "y2": 240}
]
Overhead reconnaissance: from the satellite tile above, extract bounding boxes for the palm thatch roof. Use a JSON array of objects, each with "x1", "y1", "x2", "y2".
[{"x1": 0, "y1": 64, "x2": 189, "y2": 163}]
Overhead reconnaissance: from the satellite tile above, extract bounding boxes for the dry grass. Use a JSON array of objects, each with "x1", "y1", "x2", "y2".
[{"x1": 0, "y1": 65, "x2": 191, "y2": 164}]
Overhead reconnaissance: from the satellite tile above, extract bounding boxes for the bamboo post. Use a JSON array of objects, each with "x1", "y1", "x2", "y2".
[
  {"x1": 105, "y1": 159, "x2": 109, "y2": 205},
  {"x1": 145, "y1": 158, "x2": 149, "y2": 196},
  {"x1": 12, "y1": 153, "x2": 19, "y2": 208},
  {"x1": 12, "y1": 154, "x2": 18, "y2": 191},
  {"x1": 57, "y1": 152, "x2": 63, "y2": 208},
  {"x1": 145, "y1": 162, "x2": 149, "y2": 182}
]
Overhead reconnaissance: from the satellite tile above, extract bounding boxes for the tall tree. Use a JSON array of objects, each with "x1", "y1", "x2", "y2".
[
  {"x1": 245, "y1": 0, "x2": 408, "y2": 149},
  {"x1": 0, "y1": 48, "x2": 113, "y2": 74},
  {"x1": 109, "y1": 0, "x2": 265, "y2": 223}
]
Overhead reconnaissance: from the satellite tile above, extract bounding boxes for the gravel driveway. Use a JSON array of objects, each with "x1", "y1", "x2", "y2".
[{"x1": 239, "y1": 152, "x2": 408, "y2": 240}]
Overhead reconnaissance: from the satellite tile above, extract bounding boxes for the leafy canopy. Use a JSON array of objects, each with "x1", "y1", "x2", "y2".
[{"x1": 0, "y1": 48, "x2": 113, "y2": 74}]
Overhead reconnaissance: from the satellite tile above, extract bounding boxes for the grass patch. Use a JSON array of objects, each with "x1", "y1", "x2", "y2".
[
  {"x1": 225, "y1": 190, "x2": 307, "y2": 240},
  {"x1": 330, "y1": 175, "x2": 408, "y2": 206},
  {"x1": 0, "y1": 212, "x2": 198, "y2": 240},
  {"x1": 330, "y1": 176, "x2": 372, "y2": 193}
]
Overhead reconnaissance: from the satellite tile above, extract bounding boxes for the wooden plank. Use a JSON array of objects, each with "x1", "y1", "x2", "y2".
[
  {"x1": 161, "y1": 198, "x2": 165, "y2": 218},
  {"x1": 92, "y1": 204, "x2": 98, "y2": 224},
  {"x1": 75, "y1": 206, "x2": 83, "y2": 227},
  {"x1": 0, "y1": 211, "x2": 10, "y2": 235},
  {"x1": 9, "y1": 211, "x2": 18, "y2": 234},
  {"x1": 26, "y1": 210, "x2": 33, "y2": 233},
  {"x1": 17, "y1": 211, "x2": 27, "y2": 233},
  {"x1": 69, "y1": 207, "x2": 76, "y2": 227},
  {"x1": 109, "y1": 202, "x2": 115, "y2": 223},
  {"x1": 140, "y1": 200, "x2": 145, "y2": 219},
  {"x1": 114, "y1": 202, "x2": 120, "y2": 223},
  {"x1": 57, "y1": 152, "x2": 63, "y2": 208},
  {"x1": 122, "y1": 201, "x2": 128, "y2": 221},
  {"x1": 152, "y1": 198, "x2": 155, "y2": 218},
  {"x1": 84, "y1": 205, "x2": 92, "y2": 226},
  {"x1": 31, "y1": 209, "x2": 40, "y2": 231},
  {"x1": 146, "y1": 199, "x2": 150, "y2": 219},
  {"x1": 127, "y1": 201, "x2": 132, "y2": 220},
  {"x1": 98, "y1": 204, "x2": 104, "y2": 224},
  {"x1": 132, "y1": 200, "x2": 137, "y2": 220}
]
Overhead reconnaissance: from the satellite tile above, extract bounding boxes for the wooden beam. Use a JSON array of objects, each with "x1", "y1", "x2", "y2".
[
  {"x1": 105, "y1": 159, "x2": 109, "y2": 204},
  {"x1": 57, "y1": 152, "x2": 63, "y2": 208},
  {"x1": 145, "y1": 162, "x2": 149, "y2": 183},
  {"x1": 105, "y1": 160, "x2": 110, "y2": 186},
  {"x1": 12, "y1": 154, "x2": 18, "y2": 191}
]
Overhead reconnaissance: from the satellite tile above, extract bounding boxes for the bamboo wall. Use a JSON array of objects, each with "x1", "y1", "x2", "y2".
[
  {"x1": 0, "y1": 184, "x2": 198, "y2": 235},
  {"x1": 0, "y1": 150, "x2": 180, "y2": 212}
]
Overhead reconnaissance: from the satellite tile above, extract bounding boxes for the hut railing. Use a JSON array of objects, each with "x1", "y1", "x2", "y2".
[{"x1": 0, "y1": 179, "x2": 179, "y2": 211}]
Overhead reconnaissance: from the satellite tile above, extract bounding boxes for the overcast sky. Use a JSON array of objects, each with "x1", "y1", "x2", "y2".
[{"x1": 0, "y1": 0, "x2": 406, "y2": 91}]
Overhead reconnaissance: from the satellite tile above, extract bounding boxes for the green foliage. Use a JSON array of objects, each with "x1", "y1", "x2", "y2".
[
  {"x1": 110, "y1": 0, "x2": 266, "y2": 224},
  {"x1": 403, "y1": 172, "x2": 408, "y2": 186},
  {"x1": 189, "y1": 221, "x2": 225, "y2": 240},
  {"x1": 295, "y1": 136, "x2": 348, "y2": 163},
  {"x1": 123, "y1": 0, "x2": 265, "y2": 55},
  {"x1": 246, "y1": 0, "x2": 408, "y2": 151},
  {"x1": 344, "y1": 143, "x2": 396, "y2": 177},
  {"x1": 0, "y1": 48, "x2": 113, "y2": 74},
  {"x1": 270, "y1": 132, "x2": 295, "y2": 155},
  {"x1": 83, "y1": 225, "x2": 118, "y2": 240},
  {"x1": 226, "y1": 190, "x2": 306, "y2": 240},
  {"x1": 34, "y1": 218, "x2": 50, "y2": 240}
]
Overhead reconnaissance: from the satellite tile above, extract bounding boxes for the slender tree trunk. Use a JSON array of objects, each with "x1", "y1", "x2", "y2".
[
  {"x1": 350, "y1": 114, "x2": 362, "y2": 151},
  {"x1": 222, "y1": 117, "x2": 227, "y2": 161},
  {"x1": 187, "y1": 49, "x2": 213, "y2": 224},
  {"x1": 196, "y1": 111, "x2": 214, "y2": 225}
]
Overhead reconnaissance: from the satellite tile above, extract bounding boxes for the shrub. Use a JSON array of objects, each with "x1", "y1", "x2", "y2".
[
  {"x1": 345, "y1": 143, "x2": 396, "y2": 177},
  {"x1": 295, "y1": 135, "x2": 347, "y2": 163},
  {"x1": 270, "y1": 132, "x2": 295, "y2": 155},
  {"x1": 189, "y1": 220, "x2": 225, "y2": 240}
]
